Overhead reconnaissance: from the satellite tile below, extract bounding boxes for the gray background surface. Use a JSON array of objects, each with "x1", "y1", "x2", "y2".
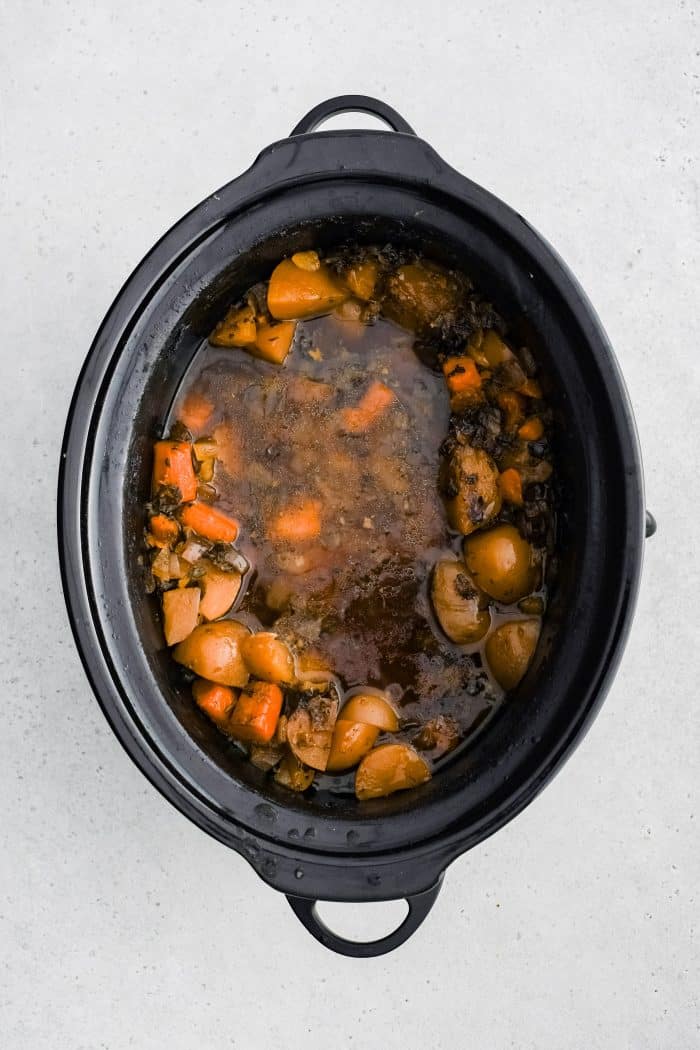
[{"x1": 1, "y1": 2, "x2": 698, "y2": 1047}]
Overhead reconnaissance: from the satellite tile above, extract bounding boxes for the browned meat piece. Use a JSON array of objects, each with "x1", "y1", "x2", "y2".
[{"x1": 382, "y1": 262, "x2": 464, "y2": 334}]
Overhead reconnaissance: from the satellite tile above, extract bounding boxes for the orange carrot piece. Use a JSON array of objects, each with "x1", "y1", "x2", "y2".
[
  {"x1": 268, "y1": 499, "x2": 322, "y2": 543},
  {"x1": 179, "y1": 391, "x2": 214, "y2": 434},
  {"x1": 518, "y1": 416, "x2": 544, "y2": 442},
  {"x1": 340, "y1": 381, "x2": 395, "y2": 432},
  {"x1": 499, "y1": 467, "x2": 524, "y2": 505},
  {"x1": 150, "y1": 513, "x2": 180, "y2": 544},
  {"x1": 192, "y1": 679, "x2": 238, "y2": 728},
  {"x1": 497, "y1": 391, "x2": 526, "y2": 432},
  {"x1": 180, "y1": 502, "x2": 239, "y2": 543},
  {"x1": 519, "y1": 378, "x2": 543, "y2": 399},
  {"x1": 152, "y1": 441, "x2": 198, "y2": 502},
  {"x1": 228, "y1": 681, "x2": 284, "y2": 744},
  {"x1": 442, "y1": 356, "x2": 482, "y2": 394}
]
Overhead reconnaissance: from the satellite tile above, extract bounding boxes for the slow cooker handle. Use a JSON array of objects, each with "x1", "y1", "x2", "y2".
[
  {"x1": 286, "y1": 877, "x2": 443, "y2": 957},
  {"x1": 290, "y1": 94, "x2": 416, "y2": 137}
]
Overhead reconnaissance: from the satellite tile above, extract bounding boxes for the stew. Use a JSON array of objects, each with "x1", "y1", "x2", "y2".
[{"x1": 141, "y1": 247, "x2": 557, "y2": 801}]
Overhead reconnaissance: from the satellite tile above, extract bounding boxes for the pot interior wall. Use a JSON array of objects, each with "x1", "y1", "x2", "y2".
[{"x1": 87, "y1": 182, "x2": 633, "y2": 847}]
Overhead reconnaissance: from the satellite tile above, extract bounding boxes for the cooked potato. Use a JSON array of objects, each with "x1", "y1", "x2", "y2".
[
  {"x1": 274, "y1": 752, "x2": 315, "y2": 792},
  {"x1": 267, "y1": 258, "x2": 347, "y2": 319},
  {"x1": 463, "y1": 524, "x2": 538, "y2": 603},
  {"x1": 519, "y1": 594, "x2": 544, "y2": 616},
  {"x1": 355, "y1": 743, "x2": 431, "y2": 800},
  {"x1": 192, "y1": 440, "x2": 217, "y2": 463},
  {"x1": 485, "y1": 618, "x2": 541, "y2": 690},
  {"x1": 295, "y1": 647, "x2": 333, "y2": 685},
  {"x1": 383, "y1": 262, "x2": 462, "y2": 333},
  {"x1": 345, "y1": 259, "x2": 380, "y2": 301},
  {"x1": 467, "y1": 328, "x2": 514, "y2": 368},
  {"x1": 241, "y1": 632, "x2": 295, "y2": 684},
  {"x1": 209, "y1": 304, "x2": 257, "y2": 347},
  {"x1": 291, "y1": 250, "x2": 321, "y2": 271},
  {"x1": 340, "y1": 692, "x2": 399, "y2": 732},
  {"x1": 199, "y1": 563, "x2": 242, "y2": 621},
  {"x1": 161, "y1": 587, "x2": 200, "y2": 646},
  {"x1": 172, "y1": 620, "x2": 250, "y2": 686},
  {"x1": 196, "y1": 452, "x2": 214, "y2": 481},
  {"x1": 326, "y1": 720, "x2": 380, "y2": 772},
  {"x1": 249, "y1": 320, "x2": 296, "y2": 364},
  {"x1": 151, "y1": 548, "x2": 188, "y2": 582},
  {"x1": 444, "y1": 444, "x2": 502, "y2": 535},
  {"x1": 430, "y1": 560, "x2": 490, "y2": 644},
  {"x1": 287, "y1": 692, "x2": 339, "y2": 771}
]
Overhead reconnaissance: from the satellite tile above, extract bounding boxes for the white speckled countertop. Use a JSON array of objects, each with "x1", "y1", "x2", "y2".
[{"x1": 1, "y1": 2, "x2": 698, "y2": 1046}]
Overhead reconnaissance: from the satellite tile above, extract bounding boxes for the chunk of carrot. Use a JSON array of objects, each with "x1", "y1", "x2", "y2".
[
  {"x1": 499, "y1": 467, "x2": 524, "y2": 505},
  {"x1": 442, "y1": 356, "x2": 482, "y2": 394},
  {"x1": 268, "y1": 499, "x2": 322, "y2": 543},
  {"x1": 152, "y1": 441, "x2": 198, "y2": 502},
  {"x1": 518, "y1": 416, "x2": 544, "y2": 442},
  {"x1": 497, "y1": 391, "x2": 526, "y2": 432},
  {"x1": 267, "y1": 258, "x2": 347, "y2": 320},
  {"x1": 192, "y1": 678, "x2": 238, "y2": 728},
  {"x1": 180, "y1": 502, "x2": 239, "y2": 543},
  {"x1": 340, "y1": 381, "x2": 395, "y2": 433},
  {"x1": 179, "y1": 391, "x2": 214, "y2": 434},
  {"x1": 228, "y1": 681, "x2": 284, "y2": 744},
  {"x1": 150, "y1": 513, "x2": 180, "y2": 545}
]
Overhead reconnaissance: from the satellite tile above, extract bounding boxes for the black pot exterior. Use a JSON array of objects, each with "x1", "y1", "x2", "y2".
[{"x1": 58, "y1": 98, "x2": 647, "y2": 953}]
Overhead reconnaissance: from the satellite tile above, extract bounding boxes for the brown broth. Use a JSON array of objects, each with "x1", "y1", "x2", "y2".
[{"x1": 171, "y1": 313, "x2": 503, "y2": 749}]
